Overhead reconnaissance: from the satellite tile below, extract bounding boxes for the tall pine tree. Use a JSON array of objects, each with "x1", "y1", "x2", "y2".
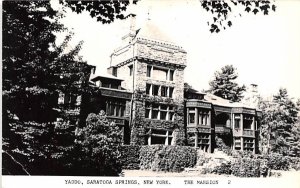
[{"x1": 209, "y1": 65, "x2": 246, "y2": 102}]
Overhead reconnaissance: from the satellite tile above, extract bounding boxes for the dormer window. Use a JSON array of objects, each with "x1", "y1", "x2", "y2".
[{"x1": 146, "y1": 65, "x2": 174, "y2": 81}]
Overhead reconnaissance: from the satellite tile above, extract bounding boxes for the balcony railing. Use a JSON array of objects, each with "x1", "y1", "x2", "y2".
[
  {"x1": 243, "y1": 129, "x2": 255, "y2": 137},
  {"x1": 187, "y1": 125, "x2": 211, "y2": 134},
  {"x1": 215, "y1": 126, "x2": 231, "y2": 134},
  {"x1": 233, "y1": 129, "x2": 255, "y2": 137}
]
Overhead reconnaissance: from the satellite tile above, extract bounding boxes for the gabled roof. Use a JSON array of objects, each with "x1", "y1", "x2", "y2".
[
  {"x1": 135, "y1": 19, "x2": 178, "y2": 46},
  {"x1": 90, "y1": 73, "x2": 124, "y2": 82},
  {"x1": 204, "y1": 93, "x2": 259, "y2": 109}
]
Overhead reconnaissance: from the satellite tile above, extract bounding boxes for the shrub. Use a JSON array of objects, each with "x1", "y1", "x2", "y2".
[
  {"x1": 215, "y1": 136, "x2": 231, "y2": 155},
  {"x1": 289, "y1": 157, "x2": 300, "y2": 170},
  {"x1": 265, "y1": 153, "x2": 290, "y2": 170},
  {"x1": 211, "y1": 156, "x2": 269, "y2": 177},
  {"x1": 231, "y1": 157, "x2": 262, "y2": 177},
  {"x1": 212, "y1": 161, "x2": 232, "y2": 175},
  {"x1": 117, "y1": 145, "x2": 141, "y2": 170},
  {"x1": 139, "y1": 145, "x2": 197, "y2": 172},
  {"x1": 74, "y1": 111, "x2": 123, "y2": 176}
]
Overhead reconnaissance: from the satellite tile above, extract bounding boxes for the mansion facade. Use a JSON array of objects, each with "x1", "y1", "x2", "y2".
[{"x1": 60, "y1": 19, "x2": 261, "y2": 154}]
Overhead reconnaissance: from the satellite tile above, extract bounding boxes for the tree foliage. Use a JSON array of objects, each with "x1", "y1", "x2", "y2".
[
  {"x1": 259, "y1": 88, "x2": 300, "y2": 156},
  {"x1": 59, "y1": 0, "x2": 138, "y2": 24},
  {"x1": 2, "y1": 1, "x2": 92, "y2": 175},
  {"x1": 74, "y1": 111, "x2": 123, "y2": 176},
  {"x1": 60, "y1": 0, "x2": 276, "y2": 33},
  {"x1": 2, "y1": 1, "x2": 92, "y2": 121},
  {"x1": 200, "y1": 0, "x2": 276, "y2": 33},
  {"x1": 209, "y1": 65, "x2": 246, "y2": 102}
]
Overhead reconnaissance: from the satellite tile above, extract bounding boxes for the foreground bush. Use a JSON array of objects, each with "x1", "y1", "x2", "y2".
[
  {"x1": 211, "y1": 152, "x2": 300, "y2": 177},
  {"x1": 74, "y1": 111, "x2": 123, "y2": 176},
  {"x1": 140, "y1": 145, "x2": 197, "y2": 172},
  {"x1": 264, "y1": 153, "x2": 290, "y2": 171},
  {"x1": 117, "y1": 145, "x2": 141, "y2": 170},
  {"x1": 212, "y1": 157, "x2": 268, "y2": 177}
]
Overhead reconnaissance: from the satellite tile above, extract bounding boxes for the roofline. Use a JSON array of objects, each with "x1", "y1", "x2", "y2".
[{"x1": 91, "y1": 75, "x2": 124, "y2": 82}]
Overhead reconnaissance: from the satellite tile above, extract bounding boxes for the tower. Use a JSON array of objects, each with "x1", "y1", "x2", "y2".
[{"x1": 108, "y1": 18, "x2": 187, "y2": 145}]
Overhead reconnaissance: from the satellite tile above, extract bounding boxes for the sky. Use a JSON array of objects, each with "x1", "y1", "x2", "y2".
[{"x1": 54, "y1": 0, "x2": 300, "y2": 100}]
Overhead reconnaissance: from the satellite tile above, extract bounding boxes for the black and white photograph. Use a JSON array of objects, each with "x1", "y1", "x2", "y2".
[{"x1": 2, "y1": 0, "x2": 300, "y2": 187}]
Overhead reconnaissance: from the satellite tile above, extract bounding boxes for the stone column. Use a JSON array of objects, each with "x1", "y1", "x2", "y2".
[
  {"x1": 208, "y1": 134, "x2": 212, "y2": 153},
  {"x1": 253, "y1": 138, "x2": 256, "y2": 154},
  {"x1": 240, "y1": 114, "x2": 244, "y2": 131},
  {"x1": 240, "y1": 114, "x2": 244, "y2": 151},
  {"x1": 195, "y1": 108, "x2": 199, "y2": 126},
  {"x1": 208, "y1": 110, "x2": 211, "y2": 126},
  {"x1": 232, "y1": 113, "x2": 235, "y2": 129},
  {"x1": 194, "y1": 132, "x2": 198, "y2": 148},
  {"x1": 148, "y1": 136, "x2": 151, "y2": 145},
  {"x1": 252, "y1": 116, "x2": 255, "y2": 130},
  {"x1": 241, "y1": 137, "x2": 244, "y2": 151},
  {"x1": 165, "y1": 131, "x2": 169, "y2": 145},
  {"x1": 187, "y1": 108, "x2": 189, "y2": 125}
]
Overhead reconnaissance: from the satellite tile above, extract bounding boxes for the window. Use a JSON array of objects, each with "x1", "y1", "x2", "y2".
[
  {"x1": 152, "y1": 104, "x2": 159, "y2": 119},
  {"x1": 115, "y1": 105, "x2": 120, "y2": 117},
  {"x1": 153, "y1": 67, "x2": 168, "y2": 80},
  {"x1": 147, "y1": 65, "x2": 152, "y2": 77},
  {"x1": 169, "y1": 111, "x2": 174, "y2": 121},
  {"x1": 106, "y1": 100, "x2": 126, "y2": 117},
  {"x1": 145, "y1": 83, "x2": 174, "y2": 98},
  {"x1": 234, "y1": 119, "x2": 240, "y2": 129},
  {"x1": 153, "y1": 85, "x2": 159, "y2": 96},
  {"x1": 146, "y1": 129, "x2": 173, "y2": 145},
  {"x1": 129, "y1": 65, "x2": 133, "y2": 76},
  {"x1": 160, "y1": 105, "x2": 168, "y2": 120},
  {"x1": 199, "y1": 110, "x2": 210, "y2": 126},
  {"x1": 111, "y1": 84, "x2": 119, "y2": 89},
  {"x1": 243, "y1": 115, "x2": 253, "y2": 130},
  {"x1": 234, "y1": 137, "x2": 241, "y2": 150},
  {"x1": 169, "y1": 70, "x2": 174, "y2": 81},
  {"x1": 145, "y1": 103, "x2": 174, "y2": 121},
  {"x1": 146, "y1": 65, "x2": 174, "y2": 81},
  {"x1": 161, "y1": 86, "x2": 168, "y2": 97},
  {"x1": 146, "y1": 84, "x2": 151, "y2": 95},
  {"x1": 169, "y1": 87, "x2": 174, "y2": 98},
  {"x1": 145, "y1": 102, "x2": 151, "y2": 119},
  {"x1": 112, "y1": 67, "x2": 117, "y2": 77},
  {"x1": 189, "y1": 112, "x2": 195, "y2": 124}
]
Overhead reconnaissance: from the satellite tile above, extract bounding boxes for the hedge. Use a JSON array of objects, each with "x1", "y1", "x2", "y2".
[
  {"x1": 117, "y1": 145, "x2": 141, "y2": 170},
  {"x1": 211, "y1": 153, "x2": 300, "y2": 177},
  {"x1": 139, "y1": 145, "x2": 197, "y2": 172}
]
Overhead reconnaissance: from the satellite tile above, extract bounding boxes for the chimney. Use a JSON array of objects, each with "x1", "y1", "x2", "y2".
[
  {"x1": 250, "y1": 84, "x2": 258, "y2": 93},
  {"x1": 121, "y1": 0, "x2": 136, "y2": 43},
  {"x1": 129, "y1": 13, "x2": 136, "y2": 37}
]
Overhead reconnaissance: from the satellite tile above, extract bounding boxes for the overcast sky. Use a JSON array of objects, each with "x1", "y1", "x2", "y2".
[{"x1": 54, "y1": 0, "x2": 300, "y2": 100}]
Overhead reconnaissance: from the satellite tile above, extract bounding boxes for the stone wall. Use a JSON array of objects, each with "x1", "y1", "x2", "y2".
[
  {"x1": 136, "y1": 38, "x2": 186, "y2": 66},
  {"x1": 110, "y1": 32, "x2": 187, "y2": 146}
]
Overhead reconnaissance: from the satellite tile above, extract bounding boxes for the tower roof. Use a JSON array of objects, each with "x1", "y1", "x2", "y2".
[{"x1": 135, "y1": 19, "x2": 177, "y2": 46}]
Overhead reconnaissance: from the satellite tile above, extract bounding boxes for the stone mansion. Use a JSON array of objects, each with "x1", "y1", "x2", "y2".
[{"x1": 59, "y1": 19, "x2": 261, "y2": 154}]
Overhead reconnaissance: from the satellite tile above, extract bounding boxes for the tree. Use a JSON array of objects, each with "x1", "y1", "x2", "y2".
[
  {"x1": 3, "y1": 1, "x2": 92, "y2": 120},
  {"x1": 60, "y1": 0, "x2": 276, "y2": 32},
  {"x1": 259, "y1": 88, "x2": 300, "y2": 156},
  {"x1": 74, "y1": 111, "x2": 122, "y2": 176},
  {"x1": 200, "y1": 0, "x2": 276, "y2": 33},
  {"x1": 59, "y1": 0, "x2": 138, "y2": 24},
  {"x1": 208, "y1": 65, "x2": 246, "y2": 102},
  {"x1": 2, "y1": 1, "x2": 93, "y2": 175}
]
